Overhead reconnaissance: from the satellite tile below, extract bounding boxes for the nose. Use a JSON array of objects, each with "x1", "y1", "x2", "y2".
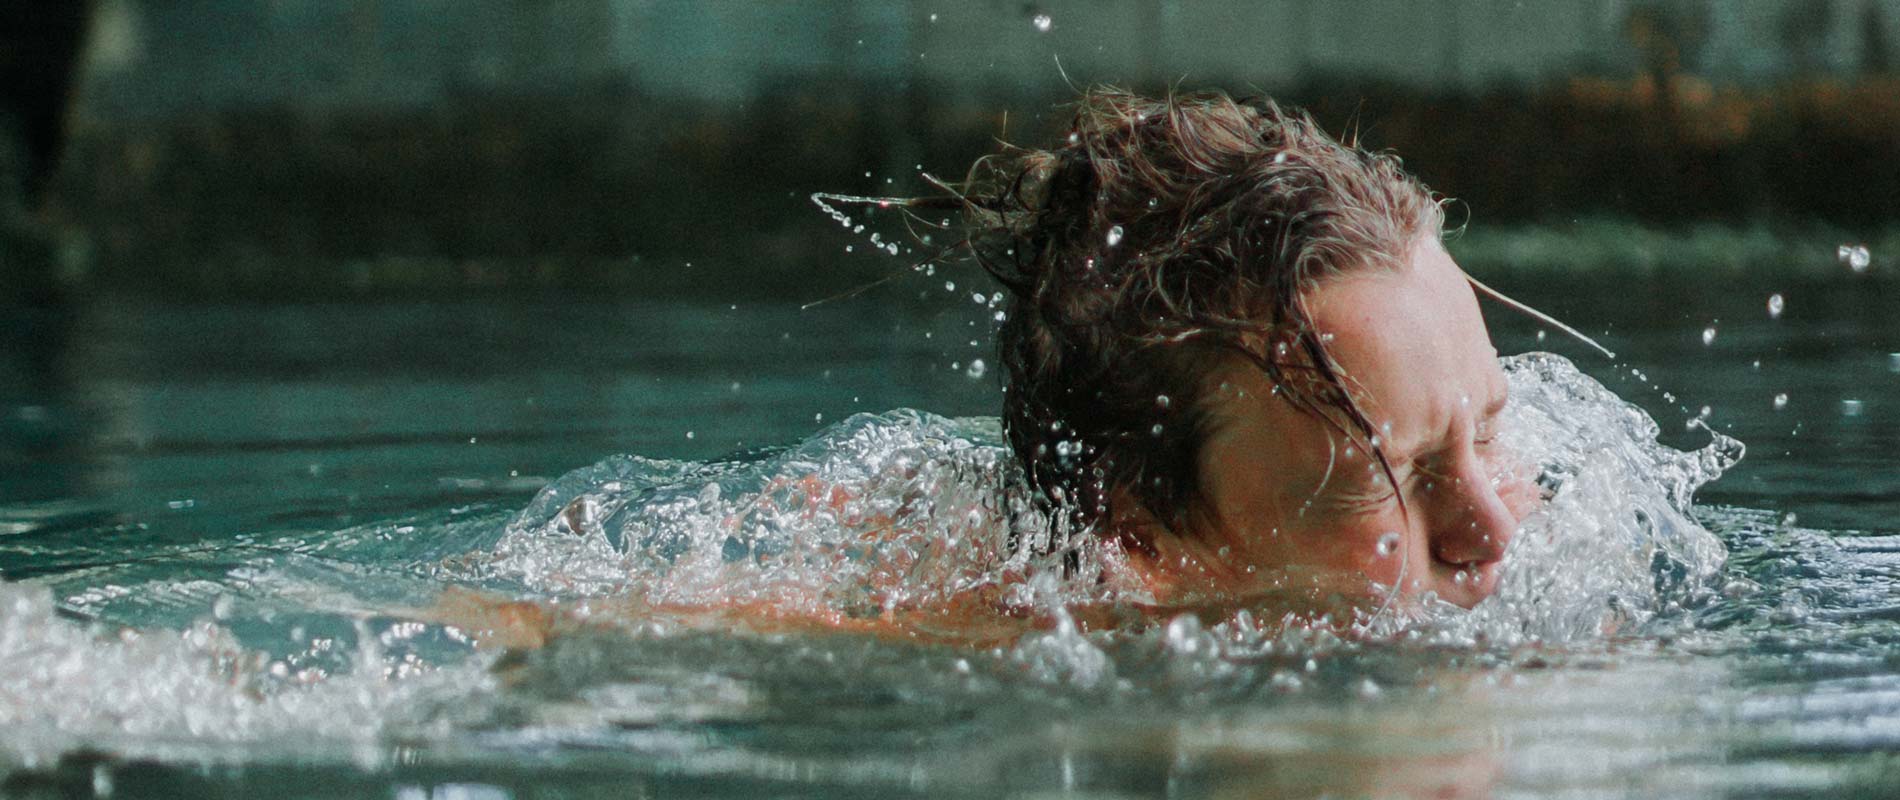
[{"x1": 1426, "y1": 461, "x2": 1518, "y2": 569}]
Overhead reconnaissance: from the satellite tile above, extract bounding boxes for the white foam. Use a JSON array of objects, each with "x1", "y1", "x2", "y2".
[
  {"x1": 0, "y1": 581, "x2": 497, "y2": 767},
  {"x1": 0, "y1": 352, "x2": 1744, "y2": 755},
  {"x1": 467, "y1": 352, "x2": 1739, "y2": 650}
]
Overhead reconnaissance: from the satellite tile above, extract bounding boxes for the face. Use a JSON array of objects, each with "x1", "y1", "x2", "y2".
[{"x1": 1123, "y1": 237, "x2": 1537, "y2": 611}]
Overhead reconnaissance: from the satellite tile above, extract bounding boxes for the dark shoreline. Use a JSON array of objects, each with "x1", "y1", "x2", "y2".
[{"x1": 21, "y1": 74, "x2": 1900, "y2": 299}]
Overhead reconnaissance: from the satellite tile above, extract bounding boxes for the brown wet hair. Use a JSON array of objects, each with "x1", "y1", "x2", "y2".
[
  {"x1": 951, "y1": 87, "x2": 1444, "y2": 545},
  {"x1": 822, "y1": 87, "x2": 1447, "y2": 547}
]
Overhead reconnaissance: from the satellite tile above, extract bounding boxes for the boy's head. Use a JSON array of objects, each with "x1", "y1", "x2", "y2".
[{"x1": 969, "y1": 88, "x2": 1531, "y2": 608}]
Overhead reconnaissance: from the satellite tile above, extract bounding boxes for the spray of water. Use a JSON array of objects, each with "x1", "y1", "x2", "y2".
[
  {"x1": 0, "y1": 352, "x2": 1743, "y2": 761},
  {"x1": 460, "y1": 352, "x2": 1739, "y2": 648}
]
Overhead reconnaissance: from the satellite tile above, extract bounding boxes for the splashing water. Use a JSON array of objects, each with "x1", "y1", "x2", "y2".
[
  {"x1": 453, "y1": 410, "x2": 1102, "y2": 619},
  {"x1": 0, "y1": 352, "x2": 1745, "y2": 777},
  {"x1": 453, "y1": 353, "x2": 1737, "y2": 647},
  {"x1": 1379, "y1": 354, "x2": 1741, "y2": 646},
  {"x1": 0, "y1": 581, "x2": 498, "y2": 767}
]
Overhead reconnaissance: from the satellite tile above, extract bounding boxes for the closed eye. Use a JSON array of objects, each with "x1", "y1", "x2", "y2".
[
  {"x1": 1325, "y1": 464, "x2": 1414, "y2": 512},
  {"x1": 1330, "y1": 484, "x2": 1397, "y2": 512}
]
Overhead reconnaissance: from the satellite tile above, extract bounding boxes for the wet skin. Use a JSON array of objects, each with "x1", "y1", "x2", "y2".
[
  {"x1": 1122, "y1": 237, "x2": 1539, "y2": 612},
  {"x1": 433, "y1": 237, "x2": 1535, "y2": 645}
]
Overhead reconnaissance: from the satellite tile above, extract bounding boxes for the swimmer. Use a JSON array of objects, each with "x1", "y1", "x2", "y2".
[
  {"x1": 441, "y1": 87, "x2": 1583, "y2": 646},
  {"x1": 949, "y1": 87, "x2": 1547, "y2": 613}
]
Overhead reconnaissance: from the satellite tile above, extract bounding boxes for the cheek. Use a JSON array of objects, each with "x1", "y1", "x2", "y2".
[{"x1": 1283, "y1": 513, "x2": 1413, "y2": 588}]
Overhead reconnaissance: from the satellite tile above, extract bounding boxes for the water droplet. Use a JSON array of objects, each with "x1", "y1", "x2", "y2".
[
  {"x1": 814, "y1": 412, "x2": 825, "y2": 423},
  {"x1": 1772, "y1": 393, "x2": 1788, "y2": 411},
  {"x1": 1535, "y1": 330, "x2": 1547, "y2": 342},
  {"x1": 965, "y1": 359, "x2": 988, "y2": 379},
  {"x1": 1767, "y1": 293, "x2": 1785, "y2": 319},
  {"x1": 684, "y1": 431, "x2": 695, "y2": 439},
  {"x1": 1888, "y1": 353, "x2": 1900, "y2": 373},
  {"x1": 1376, "y1": 532, "x2": 1402, "y2": 557},
  {"x1": 944, "y1": 280, "x2": 956, "y2": 291},
  {"x1": 1841, "y1": 399, "x2": 1865, "y2": 417},
  {"x1": 1164, "y1": 613, "x2": 1202, "y2": 653},
  {"x1": 1150, "y1": 423, "x2": 1164, "y2": 436},
  {"x1": 1146, "y1": 197, "x2": 1159, "y2": 209},
  {"x1": 1031, "y1": 13, "x2": 1053, "y2": 32},
  {"x1": 1840, "y1": 243, "x2": 1872, "y2": 273},
  {"x1": 1155, "y1": 394, "x2": 1171, "y2": 410},
  {"x1": 1105, "y1": 225, "x2": 1124, "y2": 247},
  {"x1": 1701, "y1": 325, "x2": 1717, "y2": 346}
]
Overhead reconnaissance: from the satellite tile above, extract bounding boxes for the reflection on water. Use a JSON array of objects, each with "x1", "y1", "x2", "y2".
[{"x1": 2, "y1": 279, "x2": 1900, "y2": 797}]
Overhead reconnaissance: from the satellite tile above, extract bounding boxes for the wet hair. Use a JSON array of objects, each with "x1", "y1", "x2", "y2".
[{"x1": 957, "y1": 87, "x2": 1444, "y2": 541}]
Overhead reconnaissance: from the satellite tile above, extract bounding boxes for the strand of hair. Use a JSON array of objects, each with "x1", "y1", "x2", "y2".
[{"x1": 1461, "y1": 271, "x2": 1616, "y2": 359}]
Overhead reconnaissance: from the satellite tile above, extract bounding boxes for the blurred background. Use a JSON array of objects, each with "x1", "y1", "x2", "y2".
[
  {"x1": 6, "y1": 0, "x2": 1899, "y2": 297},
  {"x1": 2, "y1": 1, "x2": 1898, "y2": 543}
]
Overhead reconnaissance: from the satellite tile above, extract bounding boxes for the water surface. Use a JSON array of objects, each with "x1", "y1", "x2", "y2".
[{"x1": 3, "y1": 269, "x2": 1899, "y2": 798}]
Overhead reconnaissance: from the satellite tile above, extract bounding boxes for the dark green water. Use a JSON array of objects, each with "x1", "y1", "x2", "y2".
[{"x1": 2, "y1": 264, "x2": 1899, "y2": 798}]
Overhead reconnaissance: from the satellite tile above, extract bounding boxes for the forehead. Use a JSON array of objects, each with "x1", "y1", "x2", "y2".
[{"x1": 1303, "y1": 239, "x2": 1503, "y2": 437}]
